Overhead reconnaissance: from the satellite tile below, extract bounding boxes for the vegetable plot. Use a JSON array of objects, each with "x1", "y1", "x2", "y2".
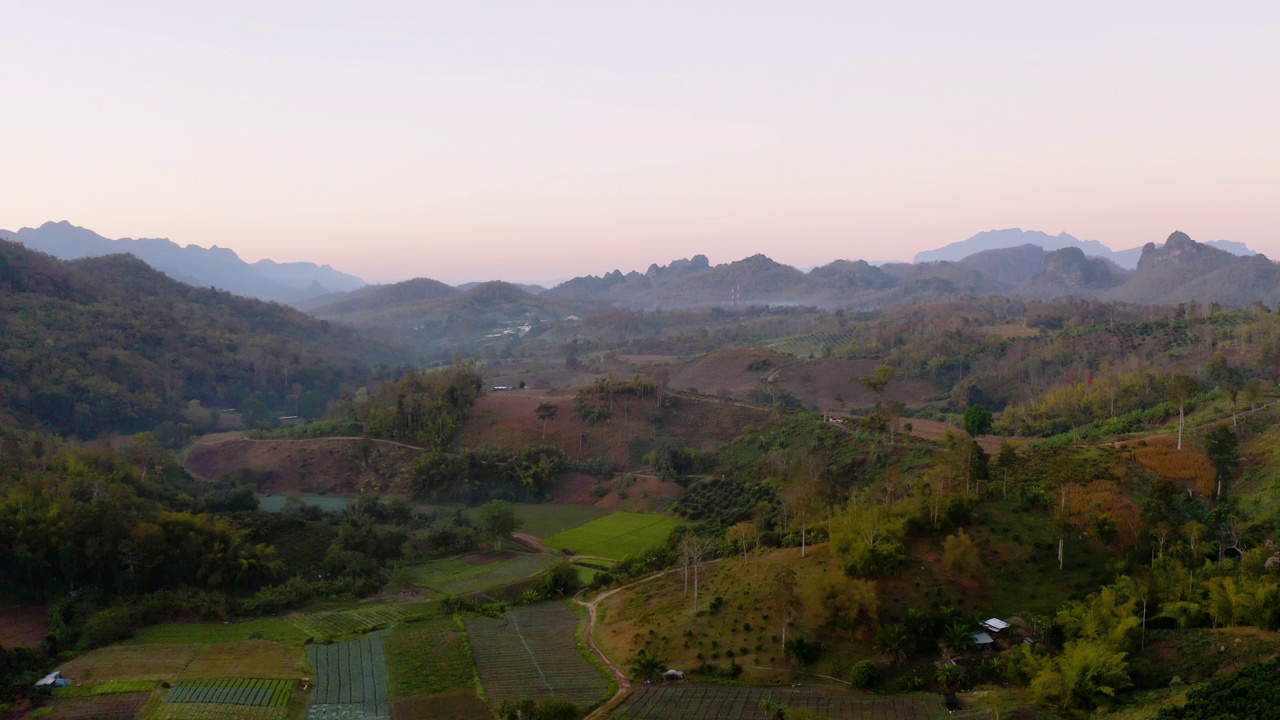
[
  {"x1": 611, "y1": 685, "x2": 950, "y2": 720},
  {"x1": 466, "y1": 602, "x2": 609, "y2": 708},
  {"x1": 306, "y1": 634, "x2": 391, "y2": 720},
  {"x1": 164, "y1": 678, "x2": 292, "y2": 707}
]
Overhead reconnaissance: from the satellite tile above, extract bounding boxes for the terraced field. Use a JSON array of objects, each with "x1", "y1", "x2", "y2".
[
  {"x1": 466, "y1": 602, "x2": 609, "y2": 707},
  {"x1": 127, "y1": 618, "x2": 308, "y2": 645},
  {"x1": 398, "y1": 552, "x2": 559, "y2": 596},
  {"x1": 288, "y1": 602, "x2": 433, "y2": 641},
  {"x1": 611, "y1": 685, "x2": 950, "y2": 720},
  {"x1": 164, "y1": 678, "x2": 292, "y2": 706},
  {"x1": 45, "y1": 691, "x2": 152, "y2": 720},
  {"x1": 542, "y1": 512, "x2": 682, "y2": 560},
  {"x1": 147, "y1": 704, "x2": 288, "y2": 720},
  {"x1": 306, "y1": 634, "x2": 391, "y2": 720}
]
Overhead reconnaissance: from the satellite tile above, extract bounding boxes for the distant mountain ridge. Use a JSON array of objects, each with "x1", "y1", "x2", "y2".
[
  {"x1": 0, "y1": 221, "x2": 366, "y2": 303},
  {"x1": 914, "y1": 227, "x2": 1255, "y2": 269}
]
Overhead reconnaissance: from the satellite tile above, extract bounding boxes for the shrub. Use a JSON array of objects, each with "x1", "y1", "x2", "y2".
[{"x1": 849, "y1": 660, "x2": 882, "y2": 688}]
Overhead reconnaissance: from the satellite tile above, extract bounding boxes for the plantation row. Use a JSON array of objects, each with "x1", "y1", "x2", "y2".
[
  {"x1": 612, "y1": 685, "x2": 951, "y2": 720},
  {"x1": 306, "y1": 635, "x2": 391, "y2": 720},
  {"x1": 465, "y1": 602, "x2": 609, "y2": 707},
  {"x1": 164, "y1": 678, "x2": 292, "y2": 707}
]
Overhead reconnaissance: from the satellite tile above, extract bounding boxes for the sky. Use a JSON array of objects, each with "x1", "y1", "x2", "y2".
[{"x1": 2, "y1": 1, "x2": 1278, "y2": 285}]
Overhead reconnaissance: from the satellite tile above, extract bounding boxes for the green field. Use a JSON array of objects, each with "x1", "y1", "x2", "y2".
[
  {"x1": 164, "y1": 678, "x2": 292, "y2": 707},
  {"x1": 257, "y1": 494, "x2": 353, "y2": 513},
  {"x1": 53, "y1": 680, "x2": 159, "y2": 699},
  {"x1": 542, "y1": 512, "x2": 682, "y2": 560},
  {"x1": 127, "y1": 618, "x2": 308, "y2": 645},
  {"x1": 384, "y1": 616, "x2": 475, "y2": 698},
  {"x1": 288, "y1": 602, "x2": 434, "y2": 642},
  {"x1": 611, "y1": 685, "x2": 949, "y2": 719},
  {"x1": 307, "y1": 634, "x2": 391, "y2": 720},
  {"x1": 397, "y1": 552, "x2": 559, "y2": 596},
  {"x1": 466, "y1": 601, "x2": 610, "y2": 708},
  {"x1": 147, "y1": 703, "x2": 288, "y2": 720}
]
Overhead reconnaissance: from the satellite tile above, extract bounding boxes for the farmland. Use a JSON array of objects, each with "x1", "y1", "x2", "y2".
[
  {"x1": 146, "y1": 703, "x2": 289, "y2": 720},
  {"x1": 58, "y1": 644, "x2": 198, "y2": 682},
  {"x1": 395, "y1": 552, "x2": 559, "y2": 596},
  {"x1": 42, "y1": 691, "x2": 152, "y2": 720},
  {"x1": 466, "y1": 601, "x2": 610, "y2": 708},
  {"x1": 383, "y1": 616, "x2": 474, "y2": 698},
  {"x1": 287, "y1": 602, "x2": 434, "y2": 642},
  {"x1": 542, "y1": 512, "x2": 683, "y2": 560},
  {"x1": 611, "y1": 685, "x2": 950, "y2": 720},
  {"x1": 163, "y1": 678, "x2": 292, "y2": 706},
  {"x1": 0, "y1": 604, "x2": 49, "y2": 647},
  {"x1": 127, "y1": 618, "x2": 308, "y2": 645},
  {"x1": 391, "y1": 688, "x2": 492, "y2": 720},
  {"x1": 306, "y1": 634, "x2": 391, "y2": 720},
  {"x1": 183, "y1": 641, "x2": 307, "y2": 680}
]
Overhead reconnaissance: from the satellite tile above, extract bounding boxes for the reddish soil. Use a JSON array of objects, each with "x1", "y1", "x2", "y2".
[
  {"x1": 902, "y1": 418, "x2": 1006, "y2": 454},
  {"x1": 549, "y1": 472, "x2": 683, "y2": 512},
  {"x1": 184, "y1": 436, "x2": 422, "y2": 494},
  {"x1": 0, "y1": 605, "x2": 49, "y2": 647}
]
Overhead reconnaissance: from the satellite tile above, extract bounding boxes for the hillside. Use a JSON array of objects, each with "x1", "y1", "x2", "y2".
[
  {"x1": 0, "y1": 239, "x2": 411, "y2": 437},
  {"x1": 0, "y1": 221, "x2": 365, "y2": 303},
  {"x1": 1104, "y1": 231, "x2": 1280, "y2": 306}
]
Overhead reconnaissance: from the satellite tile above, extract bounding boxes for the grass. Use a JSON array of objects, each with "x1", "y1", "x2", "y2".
[
  {"x1": 126, "y1": 618, "x2": 308, "y2": 646},
  {"x1": 502, "y1": 503, "x2": 610, "y2": 538},
  {"x1": 182, "y1": 641, "x2": 308, "y2": 680},
  {"x1": 396, "y1": 553, "x2": 560, "y2": 596},
  {"x1": 542, "y1": 511, "x2": 683, "y2": 560},
  {"x1": 59, "y1": 644, "x2": 198, "y2": 683},
  {"x1": 383, "y1": 615, "x2": 475, "y2": 698}
]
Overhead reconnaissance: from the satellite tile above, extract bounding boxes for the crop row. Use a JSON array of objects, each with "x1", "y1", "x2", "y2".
[
  {"x1": 306, "y1": 635, "x2": 390, "y2": 719},
  {"x1": 165, "y1": 678, "x2": 291, "y2": 707},
  {"x1": 466, "y1": 602, "x2": 609, "y2": 707},
  {"x1": 611, "y1": 685, "x2": 949, "y2": 720},
  {"x1": 148, "y1": 702, "x2": 289, "y2": 720}
]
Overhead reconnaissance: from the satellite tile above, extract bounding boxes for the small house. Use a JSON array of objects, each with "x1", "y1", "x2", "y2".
[
  {"x1": 972, "y1": 632, "x2": 994, "y2": 648},
  {"x1": 35, "y1": 671, "x2": 69, "y2": 688},
  {"x1": 981, "y1": 618, "x2": 1010, "y2": 633}
]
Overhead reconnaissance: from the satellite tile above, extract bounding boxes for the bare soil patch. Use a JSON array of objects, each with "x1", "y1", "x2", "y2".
[
  {"x1": 185, "y1": 437, "x2": 421, "y2": 494},
  {"x1": 0, "y1": 605, "x2": 49, "y2": 647},
  {"x1": 902, "y1": 418, "x2": 1005, "y2": 454}
]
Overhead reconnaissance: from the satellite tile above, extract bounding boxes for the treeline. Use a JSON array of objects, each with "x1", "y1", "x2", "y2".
[{"x1": 0, "y1": 240, "x2": 412, "y2": 437}]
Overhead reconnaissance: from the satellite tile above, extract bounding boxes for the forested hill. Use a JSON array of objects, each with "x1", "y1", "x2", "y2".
[{"x1": 0, "y1": 240, "x2": 415, "y2": 437}]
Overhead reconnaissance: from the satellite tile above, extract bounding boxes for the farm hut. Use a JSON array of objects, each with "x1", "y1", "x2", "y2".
[
  {"x1": 35, "y1": 671, "x2": 69, "y2": 688},
  {"x1": 662, "y1": 669, "x2": 685, "y2": 681},
  {"x1": 971, "y1": 632, "x2": 994, "y2": 648},
  {"x1": 981, "y1": 618, "x2": 1010, "y2": 633}
]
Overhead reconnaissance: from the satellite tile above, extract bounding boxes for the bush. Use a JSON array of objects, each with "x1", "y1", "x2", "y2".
[
  {"x1": 849, "y1": 659, "x2": 882, "y2": 688},
  {"x1": 784, "y1": 637, "x2": 821, "y2": 665}
]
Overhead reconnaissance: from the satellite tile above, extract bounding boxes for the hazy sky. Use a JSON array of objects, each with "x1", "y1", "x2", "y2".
[{"x1": 3, "y1": 1, "x2": 1278, "y2": 285}]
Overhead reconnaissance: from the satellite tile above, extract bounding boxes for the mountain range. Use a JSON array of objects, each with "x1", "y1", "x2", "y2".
[
  {"x1": 0, "y1": 221, "x2": 367, "y2": 303},
  {"x1": 916, "y1": 227, "x2": 1256, "y2": 269}
]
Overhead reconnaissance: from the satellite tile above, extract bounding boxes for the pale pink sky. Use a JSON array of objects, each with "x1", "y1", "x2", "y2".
[{"x1": 3, "y1": 2, "x2": 1278, "y2": 285}]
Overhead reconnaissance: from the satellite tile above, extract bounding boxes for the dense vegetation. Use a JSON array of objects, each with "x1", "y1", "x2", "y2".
[{"x1": 0, "y1": 240, "x2": 413, "y2": 437}]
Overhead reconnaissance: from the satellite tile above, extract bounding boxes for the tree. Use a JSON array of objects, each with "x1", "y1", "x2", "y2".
[
  {"x1": 941, "y1": 530, "x2": 983, "y2": 585},
  {"x1": 1164, "y1": 374, "x2": 1200, "y2": 450},
  {"x1": 874, "y1": 623, "x2": 911, "y2": 666},
  {"x1": 861, "y1": 364, "x2": 895, "y2": 407},
  {"x1": 479, "y1": 500, "x2": 522, "y2": 552},
  {"x1": 1206, "y1": 353, "x2": 1243, "y2": 427},
  {"x1": 1204, "y1": 424, "x2": 1239, "y2": 499},
  {"x1": 1029, "y1": 639, "x2": 1131, "y2": 710},
  {"x1": 535, "y1": 402, "x2": 558, "y2": 441},
  {"x1": 770, "y1": 567, "x2": 802, "y2": 648},
  {"x1": 630, "y1": 649, "x2": 666, "y2": 682},
  {"x1": 808, "y1": 570, "x2": 878, "y2": 632},
  {"x1": 680, "y1": 533, "x2": 715, "y2": 612},
  {"x1": 962, "y1": 404, "x2": 993, "y2": 438}
]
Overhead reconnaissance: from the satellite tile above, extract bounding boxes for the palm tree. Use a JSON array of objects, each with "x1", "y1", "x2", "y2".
[
  {"x1": 630, "y1": 649, "x2": 666, "y2": 682},
  {"x1": 875, "y1": 623, "x2": 912, "y2": 666},
  {"x1": 940, "y1": 621, "x2": 977, "y2": 654},
  {"x1": 535, "y1": 402, "x2": 558, "y2": 441}
]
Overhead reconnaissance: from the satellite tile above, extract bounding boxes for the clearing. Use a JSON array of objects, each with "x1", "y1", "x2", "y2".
[{"x1": 0, "y1": 604, "x2": 49, "y2": 647}]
